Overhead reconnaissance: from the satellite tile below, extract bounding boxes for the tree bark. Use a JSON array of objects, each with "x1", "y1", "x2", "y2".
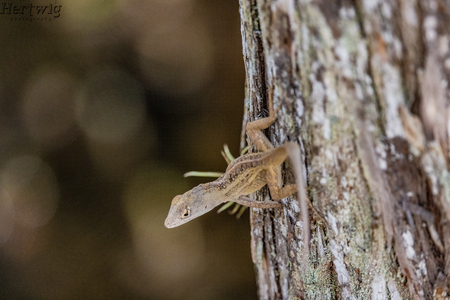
[{"x1": 240, "y1": 0, "x2": 450, "y2": 299}]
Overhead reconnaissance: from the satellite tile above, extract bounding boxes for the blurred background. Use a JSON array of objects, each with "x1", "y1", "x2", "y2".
[{"x1": 0, "y1": 0, "x2": 257, "y2": 299}]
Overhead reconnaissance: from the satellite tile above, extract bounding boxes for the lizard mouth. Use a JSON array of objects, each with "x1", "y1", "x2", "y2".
[
  {"x1": 164, "y1": 214, "x2": 184, "y2": 228},
  {"x1": 164, "y1": 217, "x2": 175, "y2": 228}
]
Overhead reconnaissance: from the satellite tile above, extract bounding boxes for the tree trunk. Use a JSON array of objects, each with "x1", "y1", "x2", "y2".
[{"x1": 240, "y1": 0, "x2": 450, "y2": 299}]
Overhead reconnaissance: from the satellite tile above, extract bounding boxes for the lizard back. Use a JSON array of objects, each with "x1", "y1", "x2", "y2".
[{"x1": 214, "y1": 151, "x2": 275, "y2": 198}]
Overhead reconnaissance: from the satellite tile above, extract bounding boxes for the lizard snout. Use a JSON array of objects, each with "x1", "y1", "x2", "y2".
[
  {"x1": 164, "y1": 213, "x2": 177, "y2": 228},
  {"x1": 164, "y1": 217, "x2": 172, "y2": 228}
]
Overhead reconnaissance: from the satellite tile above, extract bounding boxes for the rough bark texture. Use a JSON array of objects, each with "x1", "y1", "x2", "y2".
[{"x1": 240, "y1": 0, "x2": 450, "y2": 299}]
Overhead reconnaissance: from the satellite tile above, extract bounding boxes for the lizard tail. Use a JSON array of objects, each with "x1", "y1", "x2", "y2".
[{"x1": 282, "y1": 142, "x2": 310, "y2": 268}]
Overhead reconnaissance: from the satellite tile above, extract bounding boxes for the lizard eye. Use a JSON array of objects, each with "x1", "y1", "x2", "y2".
[{"x1": 182, "y1": 207, "x2": 190, "y2": 218}]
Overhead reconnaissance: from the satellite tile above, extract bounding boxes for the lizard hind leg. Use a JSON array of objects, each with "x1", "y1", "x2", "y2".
[
  {"x1": 261, "y1": 142, "x2": 311, "y2": 267},
  {"x1": 268, "y1": 183, "x2": 297, "y2": 201}
]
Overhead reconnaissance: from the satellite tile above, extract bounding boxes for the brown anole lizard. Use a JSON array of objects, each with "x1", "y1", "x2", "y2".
[{"x1": 164, "y1": 88, "x2": 311, "y2": 262}]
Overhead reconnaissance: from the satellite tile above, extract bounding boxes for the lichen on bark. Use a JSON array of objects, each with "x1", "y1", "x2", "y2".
[{"x1": 240, "y1": 0, "x2": 450, "y2": 299}]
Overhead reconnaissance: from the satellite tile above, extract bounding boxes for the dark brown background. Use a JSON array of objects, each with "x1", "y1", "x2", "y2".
[{"x1": 0, "y1": 0, "x2": 257, "y2": 299}]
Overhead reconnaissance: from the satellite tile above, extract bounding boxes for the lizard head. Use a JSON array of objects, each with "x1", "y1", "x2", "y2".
[{"x1": 164, "y1": 184, "x2": 218, "y2": 228}]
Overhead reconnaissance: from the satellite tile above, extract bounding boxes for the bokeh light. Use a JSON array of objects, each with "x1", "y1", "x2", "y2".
[
  {"x1": 120, "y1": 161, "x2": 206, "y2": 298},
  {"x1": 1, "y1": 155, "x2": 59, "y2": 230},
  {"x1": 21, "y1": 66, "x2": 78, "y2": 149},
  {"x1": 76, "y1": 67, "x2": 146, "y2": 143},
  {"x1": 0, "y1": 0, "x2": 249, "y2": 299}
]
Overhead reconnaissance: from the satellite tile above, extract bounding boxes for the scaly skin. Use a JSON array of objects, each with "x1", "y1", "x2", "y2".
[
  {"x1": 164, "y1": 147, "x2": 295, "y2": 228},
  {"x1": 164, "y1": 88, "x2": 310, "y2": 264}
]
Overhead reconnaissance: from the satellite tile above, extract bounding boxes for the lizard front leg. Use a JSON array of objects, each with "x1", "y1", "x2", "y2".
[
  {"x1": 246, "y1": 89, "x2": 297, "y2": 201},
  {"x1": 245, "y1": 87, "x2": 278, "y2": 152},
  {"x1": 247, "y1": 88, "x2": 311, "y2": 268}
]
